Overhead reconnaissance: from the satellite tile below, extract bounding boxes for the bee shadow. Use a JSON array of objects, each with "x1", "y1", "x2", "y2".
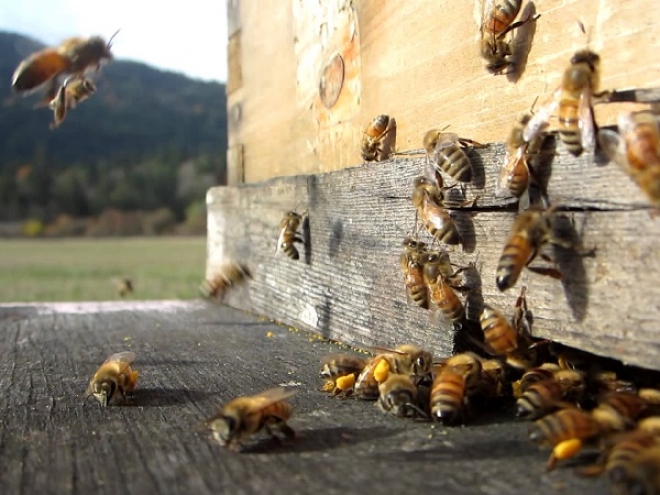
[
  {"x1": 465, "y1": 147, "x2": 487, "y2": 190},
  {"x1": 452, "y1": 211, "x2": 477, "y2": 254},
  {"x1": 528, "y1": 133, "x2": 557, "y2": 208},
  {"x1": 131, "y1": 387, "x2": 218, "y2": 407},
  {"x1": 302, "y1": 215, "x2": 312, "y2": 264},
  {"x1": 506, "y1": 1, "x2": 539, "y2": 84},
  {"x1": 328, "y1": 219, "x2": 343, "y2": 258},
  {"x1": 462, "y1": 264, "x2": 484, "y2": 324},
  {"x1": 552, "y1": 213, "x2": 593, "y2": 322},
  {"x1": 239, "y1": 426, "x2": 397, "y2": 454}
]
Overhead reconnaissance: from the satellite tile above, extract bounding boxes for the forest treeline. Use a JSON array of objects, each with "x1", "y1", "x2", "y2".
[{"x1": 0, "y1": 31, "x2": 227, "y2": 236}]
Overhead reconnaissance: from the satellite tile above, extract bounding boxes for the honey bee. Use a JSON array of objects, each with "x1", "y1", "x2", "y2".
[
  {"x1": 529, "y1": 407, "x2": 601, "y2": 470},
  {"x1": 497, "y1": 111, "x2": 549, "y2": 200},
  {"x1": 430, "y1": 352, "x2": 483, "y2": 424},
  {"x1": 12, "y1": 31, "x2": 119, "y2": 95},
  {"x1": 400, "y1": 237, "x2": 431, "y2": 309},
  {"x1": 85, "y1": 351, "x2": 138, "y2": 406},
  {"x1": 423, "y1": 129, "x2": 485, "y2": 183},
  {"x1": 516, "y1": 369, "x2": 586, "y2": 419},
  {"x1": 199, "y1": 261, "x2": 252, "y2": 299},
  {"x1": 204, "y1": 387, "x2": 296, "y2": 451},
  {"x1": 598, "y1": 111, "x2": 660, "y2": 208},
  {"x1": 495, "y1": 207, "x2": 573, "y2": 292},
  {"x1": 354, "y1": 344, "x2": 433, "y2": 398},
  {"x1": 361, "y1": 114, "x2": 396, "y2": 162},
  {"x1": 48, "y1": 76, "x2": 96, "y2": 129},
  {"x1": 608, "y1": 444, "x2": 660, "y2": 495},
  {"x1": 479, "y1": 359, "x2": 507, "y2": 398},
  {"x1": 513, "y1": 363, "x2": 561, "y2": 398},
  {"x1": 378, "y1": 374, "x2": 427, "y2": 418},
  {"x1": 580, "y1": 429, "x2": 660, "y2": 479},
  {"x1": 423, "y1": 252, "x2": 465, "y2": 323},
  {"x1": 412, "y1": 176, "x2": 461, "y2": 245},
  {"x1": 319, "y1": 353, "x2": 369, "y2": 397},
  {"x1": 480, "y1": 0, "x2": 539, "y2": 74},
  {"x1": 524, "y1": 49, "x2": 600, "y2": 156},
  {"x1": 592, "y1": 392, "x2": 649, "y2": 432},
  {"x1": 276, "y1": 210, "x2": 304, "y2": 260},
  {"x1": 114, "y1": 277, "x2": 134, "y2": 298}
]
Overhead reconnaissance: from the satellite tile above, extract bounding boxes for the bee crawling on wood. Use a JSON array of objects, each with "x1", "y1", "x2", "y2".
[
  {"x1": 204, "y1": 387, "x2": 296, "y2": 451},
  {"x1": 411, "y1": 176, "x2": 463, "y2": 246},
  {"x1": 423, "y1": 128, "x2": 486, "y2": 183},
  {"x1": 423, "y1": 250, "x2": 469, "y2": 324},
  {"x1": 400, "y1": 237, "x2": 432, "y2": 309},
  {"x1": 85, "y1": 351, "x2": 139, "y2": 406},
  {"x1": 276, "y1": 210, "x2": 306, "y2": 260},
  {"x1": 378, "y1": 373, "x2": 428, "y2": 418},
  {"x1": 361, "y1": 114, "x2": 397, "y2": 162}
]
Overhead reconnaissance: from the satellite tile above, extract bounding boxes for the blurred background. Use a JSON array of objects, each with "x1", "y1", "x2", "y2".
[{"x1": 0, "y1": 1, "x2": 229, "y2": 301}]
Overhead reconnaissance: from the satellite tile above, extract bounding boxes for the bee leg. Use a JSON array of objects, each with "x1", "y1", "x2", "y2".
[
  {"x1": 457, "y1": 137, "x2": 488, "y2": 149},
  {"x1": 498, "y1": 13, "x2": 541, "y2": 39}
]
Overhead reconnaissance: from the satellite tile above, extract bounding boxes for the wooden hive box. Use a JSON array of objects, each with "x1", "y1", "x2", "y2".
[{"x1": 209, "y1": 0, "x2": 660, "y2": 371}]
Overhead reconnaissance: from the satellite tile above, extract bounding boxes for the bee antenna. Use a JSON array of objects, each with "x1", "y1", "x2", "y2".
[{"x1": 107, "y1": 29, "x2": 121, "y2": 48}]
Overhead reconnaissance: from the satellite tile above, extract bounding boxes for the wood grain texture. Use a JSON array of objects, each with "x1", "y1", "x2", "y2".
[
  {"x1": 0, "y1": 302, "x2": 608, "y2": 495},
  {"x1": 207, "y1": 139, "x2": 660, "y2": 370},
  {"x1": 231, "y1": 0, "x2": 660, "y2": 182}
]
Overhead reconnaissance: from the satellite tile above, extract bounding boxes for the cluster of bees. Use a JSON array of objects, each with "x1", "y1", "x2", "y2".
[{"x1": 11, "y1": 31, "x2": 119, "y2": 128}]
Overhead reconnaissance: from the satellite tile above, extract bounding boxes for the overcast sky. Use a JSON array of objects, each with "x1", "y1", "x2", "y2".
[{"x1": 0, "y1": 0, "x2": 229, "y2": 82}]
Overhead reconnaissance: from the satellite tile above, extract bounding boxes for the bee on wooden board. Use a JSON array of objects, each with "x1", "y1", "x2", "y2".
[
  {"x1": 480, "y1": 0, "x2": 540, "y2": 75},
  {"x1": 411, "y1": 176, "x2": 461, "y2": 246},
  {"x1": 591, "y1": 392, "x2": 650, "y2": 433},
  {"x1": 478, "y1": 359, "x2": 507, "y2": 398},
  {"x1": 400, "y1": 237, "x2": 431, "y2": 309},
  {"x1": 378, "y1": 373, "x2": 427, "y2": 418},
  {"x1": 85, "y1": 351, "x2": 138, "y2": 406},
  {"x1": 598, "y1": 110, "x2": 660, "y2": 209},
  {"x1": 204, "y1": 387, "x2": 296, "y2": 451},
  {"x1": 354, "y1": 344, "x2": 433, "y2": 398},
  {"x1": 276, "y1": 210, "x2": 305, "y2": 260},
  {"x1": 513, "y1": 363, "x2": 560, "y2": 398},
  {"x1": 423, "y1": 128, "x2": 486, "y2": 183},
  {"x1": 361, "y1": 114, "x2": 396, "y2": 162},
  {"x1": 495, "y1": 206, "x2": 576, "y2": 292},
  {"x1": 524, "y1": 49, "x2": 601, "y2": 156},
  {"x1": 423, "y1": 251, "x2": 467, "y2": 324},
  {"x1": 430, "y1": 352, "x2": 483, "y2": 425},
  {"x1": 608, "y1": 445, "x2": 660, "y2": 495},
  {"x1": 529, "y1": 407, "x2": 602, "y2": 470},
  {"x1": 49, "y1": 76, "x2": 96, "y2": 129},
  {"x1": 199, "y1": 261, "x2": 252, "y2": 299},
  {"x1": 516, "y1": 368, "x2": 586, "y2": 419},
  {"x1": 319, "y1": 353, "x2": 369, "y2": 397},
  {"x1": 12, "y1": 31, "x2": 119, "y2": 96}
]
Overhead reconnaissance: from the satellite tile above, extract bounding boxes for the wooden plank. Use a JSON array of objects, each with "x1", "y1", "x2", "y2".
[
  {"x1": 207, "y1": 138, "x2": 660, "y2": 371},
  {"x1": 0, "y1": 302, "x2": 608, "y2": 495},
  {"x1": 233, "y1": 0, "x2": 660, "y2": 182}
]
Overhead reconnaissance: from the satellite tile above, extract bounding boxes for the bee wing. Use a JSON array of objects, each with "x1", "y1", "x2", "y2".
[
  {"x1": 247, "y1": 387, "x2": 296, "y2": 413},
  {"x1": 434, "y1": 132, "x2": 460, "y2": 150},
  {"x1": 320, "y1": 354, "x2": 367, "y2": 374},
  {"x1": 275, "y1": 226, "x2": 286, "y2": 253},
  {"x1": 597, "y1": 129, "x2": 626, "y2": 170},
  {"x1": 578, "y1": 90, "x2": 596, "y2": 154},
  {"x1": 12, "y1": 48, "x2": 70, "y2": 93},
  {"x1": 103, "y1": 351, "x2": 136, "y2": 366},
  {"x1": 523, "y1": 91, "x2": 560, "y2": 143},
  {"x1": 496, "y1": 147, "x2": 527, "y2": 198},
  {"x1": 480, "y1": 0, "x2": 496, "y2": 34}
]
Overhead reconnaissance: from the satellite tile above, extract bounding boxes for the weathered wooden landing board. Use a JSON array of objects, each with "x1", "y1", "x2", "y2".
[
  {"x1": 207, "y1": 139, "x2": 660, "y2": 371},
  {"x1": 0, "y1": 302, "x2": 606, "y2": 495}
]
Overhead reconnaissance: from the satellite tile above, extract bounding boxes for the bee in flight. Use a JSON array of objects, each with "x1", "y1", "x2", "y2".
[
  {"x1": 598, "y1": 110, "x2": 660, "y2": 209},
  {"x1": 85, "y1": 351, "x2": 138, "y2": 406},
  {"x1": 523, "y1": 49, "x2": 601, "y2": 156},
  {"x1": 12, "y1": 31, "x2": 119, "y2": 97},
  {"x1": 204, "y1": 387, "x2": 296, "y2": 451},
  {"x1": 276, "y1": 210, "x2": 305, "y2": 260},
  {"x1": 49, "y1": 76, "x2": 97, "y2": 129},
  {"x1": 199, "y1": 261, "x2": 252, "y2": 299},
  {"x1": 361, "y1": 114, "x2": 396, "y2": 162},
  {"x1": 480, "y1": 0, "x2": 540, "y2": 75}
]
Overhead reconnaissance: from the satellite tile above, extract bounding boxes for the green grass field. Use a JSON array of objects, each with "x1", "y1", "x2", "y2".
[{"x1": 0, "y1": 237, "x2": 207, "y2": 302}]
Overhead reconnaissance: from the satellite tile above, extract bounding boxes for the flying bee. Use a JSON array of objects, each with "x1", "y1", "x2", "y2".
[
  {"x1": 423, "y1": 128, "x2": 486, "y2": 183},
  {"x1": 524, "y1": 49, "x2": 600, "y2": 156},
  {"x1": 361, "y1": 114, "x2": 396, "y2": 162},
  {"x1": 319, "y1": 353, "x2": 369, "y2": 397},
  {"x1": 199, "y1": 261, "x2": 252, "y2": 299},
  {"x1": 85, "y1": 351, "x2": 138, "y2": 406},
  {"x1": 598, "y1": 110, "x2": 660, "y2": 208},
  {"x1": 529, "y1": 407, "x2": 601, "y2": 470},
  {"x1": 378, "y1": 374, "x2": 427, "y2": 418},
  {"x1": 412, "y1": 176, "x2": 461, "y2": 245},
  {"x1": 423, "y1": 252, "x2": 466, "y2": 323},
  {"x1": 430, "y1": 352, "x2": 483, "y2": 424},
  {"x1": 49, "y1": 76, "x2": 97, "y2": 129},
  {"x1": 204, "y1": 387, "x2": 296, "y2": 451},
  {"x1": 480, "y1": 0, "x2": 539, "y2": 75},
  {"x1": 276, "y1": 210, "x2": 304, "y2": 260},
  {"x1": 516, "y1": 369, "x2": 586, "y2": 419},
  {"x1": 592, "y1": 392, "x2": 649, "y2": 433},
  {"x1": 495, "y1": 206, "x2": 576, "y2": 292},
  {"x1": 354, "y1": 344, "x2": 433, "y2": 398},
  {"x1": 114, "y1": 277, "x2": 133, "y2": 297},
  {"x1": 497, "y1": 110, "x2": 549, "y2": 200},
  {"x1": 12, "y1": 31, "x2": 119, "y2": 96},
  {"x1": 400, "y1": 237, "x2": 431, "y2": 309}
]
